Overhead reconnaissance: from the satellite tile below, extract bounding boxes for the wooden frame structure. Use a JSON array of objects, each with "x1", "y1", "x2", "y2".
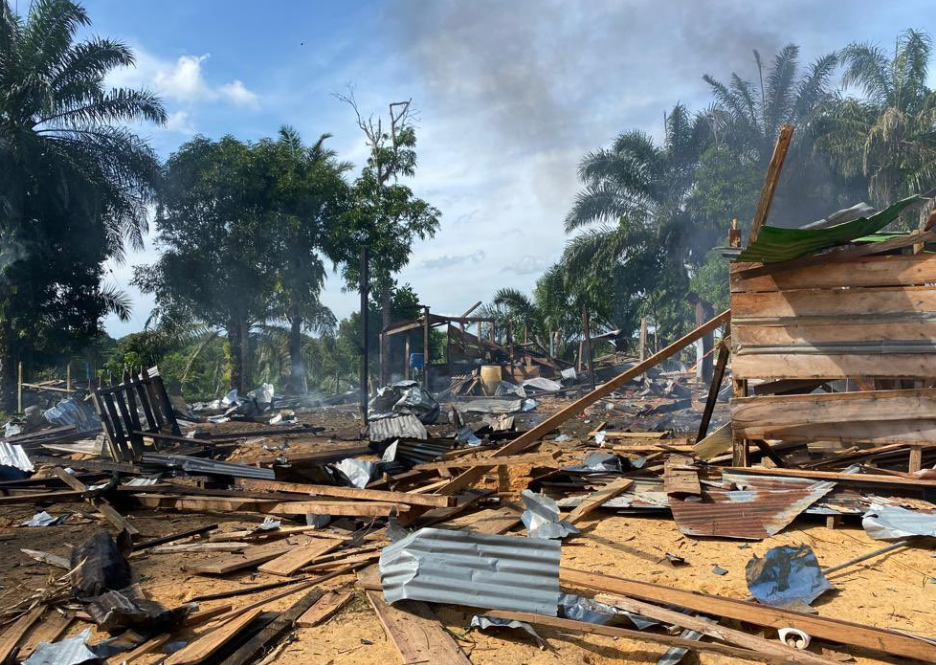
[{"x1": 90, "y1": 367, "x2": 181, "y2": 461}]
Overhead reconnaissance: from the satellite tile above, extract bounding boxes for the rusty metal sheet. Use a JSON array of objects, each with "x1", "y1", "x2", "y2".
[{"x1": 670, "y1": 481, "x2": 834, "y2": 540}]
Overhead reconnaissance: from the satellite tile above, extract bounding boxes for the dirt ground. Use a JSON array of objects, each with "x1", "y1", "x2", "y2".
[{"x1": 0, "y1": 395, "x2": 930, "y2": 665}]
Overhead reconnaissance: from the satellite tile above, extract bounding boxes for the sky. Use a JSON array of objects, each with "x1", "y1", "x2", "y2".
[{"x1": 67, "y1": 0, "x2": 932, "y2": 338}]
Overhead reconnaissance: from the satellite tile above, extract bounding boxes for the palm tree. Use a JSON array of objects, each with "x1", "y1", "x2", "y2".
[
  {"x1": 0, "y1": 0, "x2": 165, "y2": 408},
  {"x1": 703, "y1": 44, "x2": 857, "y2": 225},
  {"x1": 815, "y1": 30, "x2": 936, "y2": 208}
]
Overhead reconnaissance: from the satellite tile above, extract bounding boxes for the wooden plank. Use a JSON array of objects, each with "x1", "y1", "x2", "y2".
[
  {"x1": 238, "y1": 479, "x2": 454, "y2": 508},
  {"x1": 412, "y1": 451, "x2": 560, "y2": 471},
  {"x1": 188, "y1": 539, "x2": 298, "y2": 575},
  {"x1": 596, "y1": 593, "x2": 835, "y2": 665},
  {"x1": 733, "y1": 353, "x2": 936, "y2": 380},
  {"x1": 733, "y1": 285, "x2": 936, "y2": 320},
  {"x1": 692, "y1": 423, "x2": 733, "y2": 461},
  {"x1": 697, "y1": 335, "x2": 730, "y2": 443},
  {"x1": 484, "y1": 611, "x2": 787, "y2": 665},
  {"x1": 732, "y1": 389, "x2": 936, "y2": 428},
  {"x1": 561, "y1": 567, "x2": 936, "y2": 664},
  {"x1": 565, "y1": 478, "x2": 633, "y2": 524},
  {"x1": 748, "y1": 124, "x2": 794, "y2": 244},
  {"x1": 215, "y1": 589, "x2": 325, "y2": 665},
  {"x1": 731, "y1": 253, "x2": 936, "y2": 292},
  {"x1": 741, "y1": 419, "x2": 936, "y2": 445},
  {"x1": 435, "y1": 310, "x2": 731, "y2": 495},
  {"x1": 0, "y1": 606, "x2": 44, "y2": 663},
  {"x1": 439, "y1": 506, "x2": 522, "y2": 534},
  {"x1": 0, "y1": 490, "x2": 83, "y2": 505},
  {"x1": 295, "y1": 587, "x2": 354, "y2": 627},
  {"x1": 52, "y1": 468, "x2": 139, "y2": 537},
  {"x1": 133, "y1": 494, "x2": 410, "y2": 517},
  {"x1": 19, "y1": 612, "x2": 72, "y2": 658},
  {"x1": 366, "y1": 591, "x2": 472, "y2": 665},
  {"x1": 258, "y1": 539, "x2": 342, "y2": 577},
  {"x1": 164, "y1": 608, "x2": 265, "y2": 665},
  {"x1": 663, "y1": 458, "x2": 700, "y2": 495},
  {"x1": 726, "y1": 465, "x2": 936, "y2": 488},
  {"x1": 735, "y1": 320, "x2": 936, "y2": 347}
]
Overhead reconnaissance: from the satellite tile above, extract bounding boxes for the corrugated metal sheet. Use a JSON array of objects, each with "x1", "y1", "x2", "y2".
[
  {"x1": 380, "y1": 527, "x2": 560, "y2": 615},
  {"x1": 141, "y1": 453, "x2": 275, "y2": 480},
  {"x1": 736, "y1": 196, "x2": 918, "y2": 263},
  {"x1": 669, "y1": 481, "x2": 834, "y2": 540},
  {"x1": 368, "y1": 414, "x2": 427, "y2": 442},
  {"x1": 0, "y1": 441, "x2": 33, "y2": 472}
]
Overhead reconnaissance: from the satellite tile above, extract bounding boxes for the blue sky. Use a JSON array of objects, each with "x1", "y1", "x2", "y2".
[{"x1": 72, "y1": 0, "x2": 932, "y2": 338}]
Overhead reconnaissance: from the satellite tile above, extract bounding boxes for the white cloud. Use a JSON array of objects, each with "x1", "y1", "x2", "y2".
[
  {"x1": 107, "y1": 48, "x2": 260, "y2": 108},
  {"x1": 164, "y1": 110, "x2": 196, "y2": 134}
]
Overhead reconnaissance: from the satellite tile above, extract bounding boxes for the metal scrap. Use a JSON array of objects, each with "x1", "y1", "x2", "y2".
[
  {"x1": 520, "y1": 490, "x2": 579, "y2": 539},
  {"x1": 863, "y1": 502, "x2": 936, "y2": 540},
  {"x1": 746, "y1": 544, "x2": 833, "y2": 611},
  {"x1": 380, "y1": 527, "x2": 561, "y2": 615}
]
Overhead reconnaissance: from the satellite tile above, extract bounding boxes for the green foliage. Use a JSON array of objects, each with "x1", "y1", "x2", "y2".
[
  {"x1": 689, "y1": 251, "x2": 730, "y2": 313},
  {"x1": 0, "y1": 0, "x2": 164, "y2": 406}
]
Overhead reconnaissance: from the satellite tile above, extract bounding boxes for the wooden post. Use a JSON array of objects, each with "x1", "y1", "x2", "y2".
[
  {"x1": 359, "y1": 247, "x2": 369, "y2": 423},
  {"x1": 909, "y1": 445, "x2": 923, "y2": 473},
  {"x1": 403, "y1": 335, "x2": 410, "y2": 380},
  {"x1": 696, "y1": 331, "x2": 730, "y2": 443},
  {"x1": 477, "y1": 321, "x2": 482, "y2": 357},
  {"x1": 639, "y1": 317, "x2": 647, "y2": 362},
  {"x1": 422, "y1": 306, "x2": 430, "y2": 391},
  {"x1": 731, "y1": 377, "x2": 749, "y2": 467},
  {"x1": 748, "y1": 124, "x2": 795, "y2": 245},
  {"x1": 66, "y1": 362, "x2": 71, "y2": 397},
  {"x1": 16, "y1": 361, "x2": 22, "y2": 414},
  {"x1": 582, "y1": 306, "x2": 595, "y2": 390}
]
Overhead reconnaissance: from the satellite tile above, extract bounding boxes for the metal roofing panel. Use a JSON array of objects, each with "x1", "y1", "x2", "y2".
[
  {"x1": 141, "y1": 453, "x2": 275, "y2": 480},
  {"x1": 670, "y1": 482, "x2": 834, "y2": 540},
  {"x1": 736, "y1": 196, "x2": 918, "y2": 263},
  {"x1": 368, "y1": 414, "x2": 427, "y2": 442},
  {"x1": 380, "y1": 527, "x2": 560, "y2": 615},
  {"x1": 0, "y1": 441, "x2": 33, "y2": 472}
]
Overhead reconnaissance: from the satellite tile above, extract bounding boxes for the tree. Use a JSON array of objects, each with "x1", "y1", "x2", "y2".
[
  {"x1": 816, "y1": 30, "x2": 936, "y2": 209},
  {"x1": 0, "y1": 0, "x2": 165, "y2": 409},
  {"x1": 256, "y1": 127, "x2": 350, "y2": 393},
  {"x1": 334, "y1": 91, "x2": 441, "y2": 386},
  {"x1": 135, "y1": 136, "x2": 279, "y2": 393},
  {"x1": 703, "y1": 44, "x2": 859, "y2": 225}
]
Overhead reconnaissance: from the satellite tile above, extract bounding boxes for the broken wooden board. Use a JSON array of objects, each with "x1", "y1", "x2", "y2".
[
  {"x1": 296, "y1": 587, "x2": 354, "y2": 627},
  {"x1": 258, "y1": 539, "x2": 342, "y2": 577},
  {"x1": 693, "y1": 422, "x2": 732, "y2": 461},
  {"x1": 565, "y1": 478, "x2": 633, "y2": 525},
  {"x1": 437, "y1": 506, "x2": 523, "y2": 534},
  {"x1": 561, "y1": 567, "x2": 936, "y2": 663},
  {"x1": 596, "y1": 593, "x2": 834, "y2": 665},
  {"x1": 412, "y1": 450, "x2": 560, "y2": 471},
  {"x1": 0, "y1": 606, "x2": 44, "y2": 663},
  {"x1": 133, "y1": 494, "x2": 409, "y2": 516},
  {"x1": 366, "y1": 591, "x2": 472, "y2": 665},
  {"x1": 187, "y1": 538, "x2": 301, "y2": 575},
  {"x1": 238, "y1": 479, "x2": 455, "y2": 508},
  {"x1": 16, "y1": 610, "x2": 71, "y2": 660},
  {"x1": 164, "y1": 608, "x2": 265, "y2": 665},
  {"x1": 663, "y1": 457, "x2": 701, "y2": 495}
]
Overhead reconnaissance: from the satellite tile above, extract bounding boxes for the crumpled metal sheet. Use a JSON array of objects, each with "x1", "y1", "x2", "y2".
[
  {"x1": 454, "y1": 398, "x2": 536, "y2": 415},
  {"x1": 333, "y1": 458, "x2": 376, "y2": 489},
  {"x1": 746, "y1": 544, "x2": 833, "y2": 610},
  {"x1": 563, "y1": 452, "x2": 622, "y2": 474},
  {"x1": 670, "y1": 481, "x2": 835, "y2": 540},
  {"x1": 23, "y1": 629, "x2": 97, "y2": 665},
  {"x1": 368, "y1": 414, "x2": 428, "y2": 442},
  {"x1": 21, "y1": 511, "x2": 68, "y2": 527},
  {"x1": 522, "y1": 378, "x2": 563, "y2": 393},
  {"x1": 43, "y1": 398, "x2": 101, "y2": 433},
  {"x1": 863, "y1": 502, "x2": 936, "y2": 540},
  {"x1": 470, "y1": 615, "x2": 546, "y2": 647},
  {"x1": 380, "y1": 527, "x2": 560, "y2": 615},
  {"x1": 520, "y1": 490, "x2": 579, "y2": 539},
  {"x1": 141, "y1": 453, "x2": 275, "y2": 480},
  {"x1": 558, "y1": 593, "x2": 658, "y2": 630},
  {"x1": 0, "y1": 441, "x2": 34, "y2": 472},
  {"x1": 369, "y1": 381, "x2": 440, "y2": 424}
]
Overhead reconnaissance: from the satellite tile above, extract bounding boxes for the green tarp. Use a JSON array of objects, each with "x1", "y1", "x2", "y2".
[{"x1": 736, "y1": 196, "x2": 920, "y2": 263}]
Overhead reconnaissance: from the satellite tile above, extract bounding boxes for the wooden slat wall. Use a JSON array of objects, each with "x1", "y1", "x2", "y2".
[{"x1": 730, "y1": 255, "x2": 936, "y2": 379}]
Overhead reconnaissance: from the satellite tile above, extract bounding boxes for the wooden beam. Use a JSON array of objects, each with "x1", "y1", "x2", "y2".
[
  {"x1": 748, "y1": 124, "x2": 794, "y2": 244},
  {"x1": 366, "y1": 591, "x2": 472, "y2": 664},
  {"x1": 296, "y1": 587, "x2": 354, "y2": 627},
  {"x1": 257, "y1": 539, "x2": 341, "y2": 577},
  {"x1": 596, "y1": 593, "x2": 835, "y2": 665},
  {"x1": 0, "y1": 606, "x2": 44, "y2": 663},
  {"x1": 561, "y1": 567, "x2": 936, "y2": 663},
  {"x1": 435, "y1": 310, "x2": 731, "y2": 495},
  {"x1": 696, "y1": 333, "x2": 730, "y2": 443},
  {"x1": 724, "y1": 465, "x2": 936, "y2": 488},
  {"x1": 52, "y1": 467, "x2": 138, "y2": 536},
  {"x1": 412, "y1": 451, "x2": 560, "y2": 471},
  {"x1": 164, "y1": 608, "x2": 265, "y2": 665},
  {"x1": 484, "y1": 611, "x2": 783, "y2": 664},
  {"x1": 238, "y1": 479, "x2": 454, "y2": 508},
  {"x1": 565, "y1": 478, "x2": 633, "y2": 525}
]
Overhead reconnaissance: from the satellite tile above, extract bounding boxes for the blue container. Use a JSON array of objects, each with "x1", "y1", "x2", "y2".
[{"x1": 409, "y1": 353, "x2": 425, "y2": 370}]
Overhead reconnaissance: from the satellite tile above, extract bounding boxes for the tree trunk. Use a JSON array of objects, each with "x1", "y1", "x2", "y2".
[
  {"x1": 287, "y1": 306, "x2": 307, "y2": 394},
  {"x1": 379, "y1": 284, "x2": 392, "y2": 386},
  {"x1": 228, "y1": 319, "x2": 243, "y2": 393},
  {"x1": 0, "y1": 318, "x2": 16, "y2": 413},
  {"x1": 240, "y1": 317, "x2": 251, "y2": 392}
]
